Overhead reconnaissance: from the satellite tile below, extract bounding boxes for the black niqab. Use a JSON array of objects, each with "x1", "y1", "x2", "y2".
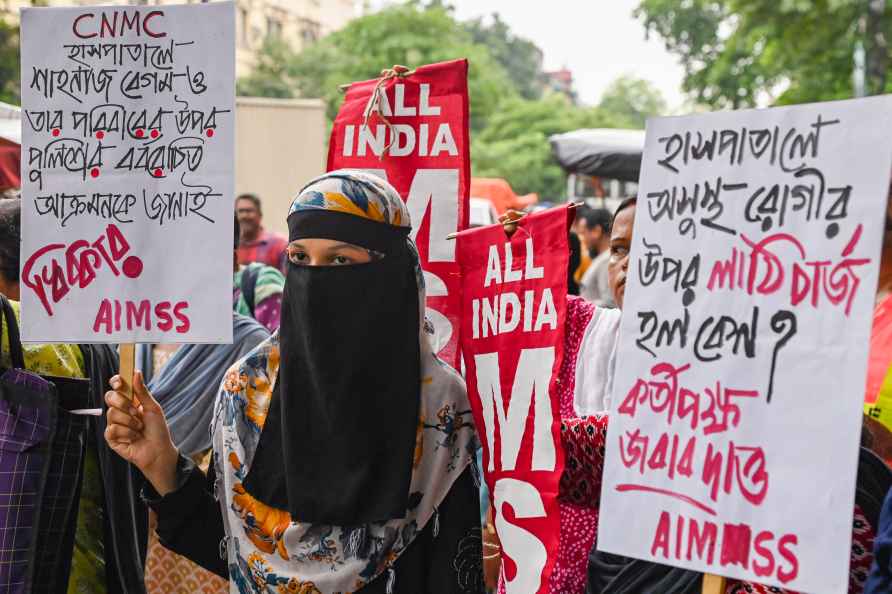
[{"x1": 243, "y1": 210, "x2": 421, "y2": 525}]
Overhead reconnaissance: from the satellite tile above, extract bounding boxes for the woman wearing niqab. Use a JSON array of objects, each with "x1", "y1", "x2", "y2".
[{"x1": 104, "y1": 170, "x2": 484, "y2": 593}]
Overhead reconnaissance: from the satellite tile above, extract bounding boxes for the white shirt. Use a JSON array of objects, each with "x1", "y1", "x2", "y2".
[
  {"x1": 579, "y1": 250, "x2": 615, "y2": 308},
  {"x1": 573, "y1": 306, "x2": 622, "y2": 416}
]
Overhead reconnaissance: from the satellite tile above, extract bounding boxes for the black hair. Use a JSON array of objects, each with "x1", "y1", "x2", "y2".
[
  {"x1": 574, "y1": 204, "x2": 593, "y2": 222},
  {"x1": 236, "y1": 193, "x2": 262, "y2": 214},
  {"x1": 567, "y1": 231, "x2": 581, "y2": 295},
  {"x1": 234, "y1": 212, "x2": 240, "y2": 249},
  {"x1": 0, "y1": 198, "x2": 20, "y2": 284},
  {"x1": 581, "y1": 207, "x2": 612, "y2": 233},
  {"x1": 612, "y1": 197, "x2": 638, "y2": 226}
]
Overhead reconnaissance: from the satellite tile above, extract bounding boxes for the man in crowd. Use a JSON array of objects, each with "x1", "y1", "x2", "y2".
[
  {"x1": 235, "y1": 193, "x2": 288, "y2": 272},
  {"x1": 578, "y1": 207, "x2": 615, "y2": 307},
  {"x1": 233, "y1": 215, "x2": 285, "y2": 332}
]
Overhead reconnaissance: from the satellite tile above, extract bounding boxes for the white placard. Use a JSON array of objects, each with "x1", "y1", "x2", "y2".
[
  {"x1": 20, "y1": 2, "x2": 235, "y2": 343},
  {"x1": 598, "y1": 96, "x2": 892, "y2": 592}
]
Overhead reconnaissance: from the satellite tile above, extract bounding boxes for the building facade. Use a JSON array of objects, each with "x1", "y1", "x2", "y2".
[{"x1": 1, "y1": 0, "x2": 357, "y2": 76}]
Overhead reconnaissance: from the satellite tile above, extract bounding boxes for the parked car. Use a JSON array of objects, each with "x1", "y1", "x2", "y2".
[{"x1": 469, "y1": 197, "x2": 500, "y2": 228}]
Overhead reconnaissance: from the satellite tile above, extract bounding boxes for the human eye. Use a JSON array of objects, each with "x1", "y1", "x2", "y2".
[
  {"x1": 287, "y1": 248, "x2": 309, "y2": 265},
  {"x1": 610, "y1": 245, "x2": 629, "y2": 261},
  {"x1": 332, "y1": 255, "x2": 353, "y2": 266}
]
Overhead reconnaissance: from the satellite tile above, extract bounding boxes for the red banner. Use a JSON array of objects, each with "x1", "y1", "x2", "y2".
[
  {"x1": 327, "y1": 59, "x2": 470, "y2": 368},
  {"x1": 457, "y1": 205, "x2": 572, "y2": 593}
]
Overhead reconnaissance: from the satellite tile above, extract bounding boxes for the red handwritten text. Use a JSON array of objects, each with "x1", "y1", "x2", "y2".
[
  {"x1": 93, "y1": 299, "x2": 190, "y2": 334},
  {"x1": 648, "y1": 510, "x2": 799, "y2": 584},
  {"x1": 618, "y1": 361, "x2": 760, "y2": 433},
  {"x1": 707, "y1": 225, "x2": 870, "y2": 316},
  {"x1": 22, "y1": 223, "x2": 143, "y2": 316}
]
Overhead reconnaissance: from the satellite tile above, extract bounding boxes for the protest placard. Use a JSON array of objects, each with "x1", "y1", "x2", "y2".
[
  {"x1": 328, "y1": 59, "x2": 470, "y2": 368},
  {"x1": 20, "y1": 2, "x2": 235, "y2": 343},
  {"x1": 457, "y1": 205, "x2": 572, "y2": 593},
  {"x1": 598, "y1": 96, "x2": 892, "y2": 592}
]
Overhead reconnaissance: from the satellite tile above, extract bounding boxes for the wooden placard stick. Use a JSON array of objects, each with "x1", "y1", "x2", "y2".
[
  {"x1": 445, "y1": 202, "x2": 584, "y2": 240},
  {"x1": 118, "y1": 343, "x2": 136, "y2": 400},
  {"x1": 702, "y1": 573, "x2": 726, "y2": 594}
]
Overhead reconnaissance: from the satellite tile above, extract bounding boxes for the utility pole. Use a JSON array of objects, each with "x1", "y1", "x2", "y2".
[
  {"x1": 865, "y1": 0, "x2": 887, "y2": 95},
  {"x1": 854, "y1": 40, "x2": 866, "y2": 97},
  {"x1": 857, "y1": 0, "x2": 888, "y2": 96}
]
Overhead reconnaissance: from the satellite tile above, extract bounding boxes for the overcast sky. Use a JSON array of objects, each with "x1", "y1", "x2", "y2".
[{"x1": 446, "y1": 0, "x2": 687, "y2": 110}]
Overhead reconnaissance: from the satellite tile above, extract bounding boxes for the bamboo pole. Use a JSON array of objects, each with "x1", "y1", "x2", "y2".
[
  {"x1": 702, "y1": 573, "x2": 727, "y2": 594},
  {"x1": 118, "y1": 343, "x2": 136, "y2": 399}
]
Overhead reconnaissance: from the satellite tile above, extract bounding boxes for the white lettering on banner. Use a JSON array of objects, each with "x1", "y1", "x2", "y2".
[
  {"x1": 373, "y1": 83, "x2": 440, "y2": 117},
  {"x1": 361, "y1": 168, "x2": 460, "y2": 352},
  {"x1": 484, "y1": 245, "x2": 502, "y2": 287},
  {"x1": 419, "y1": 83, "x2": 441, "y2": 116},
  {"x1": 472, "y1": 288, "x2": 557, "y2": 339},
  {"x1": 505, "y1": 242, "x2": 523, "y2": 282},
  {"x1": 494, "y1": 478, "x2": 548, "y2": 594},
  {"x1": 394, "y1": 83, "x2": 415, "y2": 116},
  {"x1": 406, "y1": 169, "x2": 459, "y2": 262},
  {"x1": 431, "y1": 123, "x2": 459, "y2": 156},
  {"x1": 343, "y1": 124, "x2": 354, "y2": 157},
  {"x1": 524, "y1": 238, "x2": 545, "y2": 279},
  {"x1": 344, "y1": 123, "x2": 458, "y2": 158},
  {"x1": 364, "y1": 168, "x2": 459, "y2": 263},
  {"x1": 475, "y1": 347, "x2": 556, "y2": 472},
  {"x1": 499, "y1": 292, "x2": 521, "y2": 334},
  {"x1": 484, "y1": 237, "x2": 546, "y2": 287}
]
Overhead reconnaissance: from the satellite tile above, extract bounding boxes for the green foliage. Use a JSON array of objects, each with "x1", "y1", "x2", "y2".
[
  {"x1": 597, "y1": 75, "x2": 667, "y2": 128},
  {"x1": 463, "y1": 13, "x2": 544, "y2": 100},
  {"x1": 472, "y1": 95, "x2": 614, "y2": 199},
  {"x1": 235, "y1": 2, "x2": 660, "y2": 200},
  {"x1": 635, "y1": 0, "x2": 891, "y2": 108},
  {"x1": 236, "y1": 37, "x2": 302, "y2": 99},
  {"x1": 0, "y1": 21, "x2": 19, "y2": 105},
  {"x1": 238, "y1": 3, "x2": 514, "y2": 131}
]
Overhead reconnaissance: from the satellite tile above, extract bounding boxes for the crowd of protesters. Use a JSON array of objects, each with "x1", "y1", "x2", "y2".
[{"x1": 2, "y1": 172, "x2": 892, "y2": 594}]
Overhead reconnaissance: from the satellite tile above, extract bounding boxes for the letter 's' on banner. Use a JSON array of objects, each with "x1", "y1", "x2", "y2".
[
  {"x1": 327, "y1": 59, "x2": 470, "y2": 368},
  {"x1": 456, "y1": 205, "x2": 573, "y2": 593}
]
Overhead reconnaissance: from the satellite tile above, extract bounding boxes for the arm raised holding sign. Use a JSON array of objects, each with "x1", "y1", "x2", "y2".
[{"x1": 104, "y1": 170, "x2": 484, "y2": 593}]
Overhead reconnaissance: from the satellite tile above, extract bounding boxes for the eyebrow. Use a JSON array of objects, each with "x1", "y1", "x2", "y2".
[
  {"x1": 326, "y1": 242, "x2": 366, "y2": 251},
  {"x1": 288, "y1": 241, "x2": 366, "y2": 252}
]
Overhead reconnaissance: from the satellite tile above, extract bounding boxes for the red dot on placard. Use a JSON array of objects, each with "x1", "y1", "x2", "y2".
[
  {"x1": 52, "y1": 129, "x2": 60, "y2": 137},
  {"x1": 206, "y1": 129, "x2": 215, "y2": 138},
  {"x1": 122, "y1": 256, "x2": 143, "y2": 279},
  {"x1": 153, "y1": 168, "x2": 163, "y2": 177},
  {"x1": 135, "y1": 129, "x2": 145, "y2": 138},
  {"x1": 90, "y1": 168, "x2": 100, "y2": 178},
  {"x1": 95, "y1": 131, "x2": 105, "y2": 140},
  {"x1": 151, "y1": 129, "x2": 159, "y2": 139}
]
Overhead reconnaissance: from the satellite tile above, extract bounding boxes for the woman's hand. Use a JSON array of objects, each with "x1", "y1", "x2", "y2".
[{"x1": 104, "y1": 371, "x2": 179, "y2": 496}]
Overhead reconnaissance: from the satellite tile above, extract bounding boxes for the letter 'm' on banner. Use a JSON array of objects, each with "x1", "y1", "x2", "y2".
[{"x1": 475, "y1": 347, "x2": 556, "y2": 473}]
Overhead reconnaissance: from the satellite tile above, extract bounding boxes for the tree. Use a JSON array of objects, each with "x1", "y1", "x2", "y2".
[
  {"x1": 635, "y1": 0, "x2": 892, "y2": 108},
  {"x1": 238, "y1": 2, "x2": 514, "y2": 131},
  {"x1": 0, "y1": 22, "x2": 19, "y2": 105},
  {"x1": 463, "y1": 13, "x2": 544, "y2": 100},
  {"x1": 597, "y1": 75, "x2": 666, "y2": 128},
  {"x1": 237, "y1": 37, "x2": 305, "y2": 99},
  {"x1": 472, "y1": 95, "x2": 615, "y2": 199}
]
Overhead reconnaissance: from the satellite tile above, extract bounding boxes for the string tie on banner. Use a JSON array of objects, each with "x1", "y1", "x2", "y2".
[
  {"x1": 385, "y1": 567, "x2": 396, "y2": 594},
  {"x1": 361, "y1": 65, "x2": 413, "y2": 158}
]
